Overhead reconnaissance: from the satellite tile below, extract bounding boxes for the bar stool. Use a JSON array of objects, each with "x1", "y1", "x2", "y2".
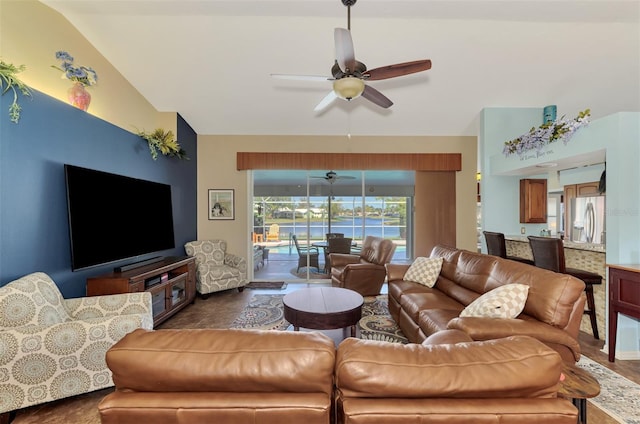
[
  {"x1": 483, "y1": 231, "x2": 534, "y2": 265},
  {"x1": 527, "y1": 236, "x2": 601, "y2": 339}
]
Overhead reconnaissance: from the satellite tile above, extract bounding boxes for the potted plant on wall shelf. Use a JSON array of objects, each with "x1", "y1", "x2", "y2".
[
  {"x1": 51, "y1": 51, "x2": 98, "y2": 111},
  {"x1": 0, "y1": 59, "x2": 32, "y2": 123},
  {"x1": 136, "y1": 128, "x2": 188, "y2": 160}
]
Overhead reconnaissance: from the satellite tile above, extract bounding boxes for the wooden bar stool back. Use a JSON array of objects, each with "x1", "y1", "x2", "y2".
[
  {"x1": 483, "y1": 231, "x2": 534, "y2": 265},
  {"x1": 527, "y1": 236, "x2": 602, "y2": 339}
]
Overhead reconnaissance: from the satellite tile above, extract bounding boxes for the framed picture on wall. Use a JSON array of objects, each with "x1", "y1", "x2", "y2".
[{"x1": 208, "y1": 189, "x2": 234, "y2": 220}]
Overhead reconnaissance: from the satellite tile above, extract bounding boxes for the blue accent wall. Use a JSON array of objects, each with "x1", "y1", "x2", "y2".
[{"x1": 0, "y1": 90, "x2": 197, "y2": 297}]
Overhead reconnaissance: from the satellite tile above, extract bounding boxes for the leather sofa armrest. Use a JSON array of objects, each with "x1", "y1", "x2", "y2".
[
  {"x1": 447, "y1": 317, "x2": 581, "y2": 361},
  {"x1": 422, "y1": 329, "x2": 473, "y2": 345},
  {"x1": 385, "y1": 263, "x2": 411, "y2": 282},
  {"x1": 330, "y1": 253, "x2": 361, "y2": 268},
  {"x1": 339, "y1": 263, "x2": 386, "y2": 280},
  {"x1": 335, "y1": 336, "x2": 563, "y2": 398}
]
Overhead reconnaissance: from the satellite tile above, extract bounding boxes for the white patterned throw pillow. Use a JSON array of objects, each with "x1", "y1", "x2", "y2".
[
  {"x1": 403, "y1": 257, "x2": 444, "y2": 287},
  {"x1": 460, "y1": 284, "x2": 529, "y2": 319}
]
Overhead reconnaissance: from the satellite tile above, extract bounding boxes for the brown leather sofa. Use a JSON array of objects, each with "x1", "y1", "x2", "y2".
[
  {"x1": 335, "y1": 330, "x2": 578, "y2": 423},
  {"x1": 98, "y1": 328, "x2": 336, "y2": 424},
  {"x1": 331, "y1": 236, "x2": 396, "y2": 296},
  {"x1": 386, "y1": 245, "x2": 587, "y2": 362},
  {"x1": 98, "y1": 328, "x2": 577, "y2": 424}
]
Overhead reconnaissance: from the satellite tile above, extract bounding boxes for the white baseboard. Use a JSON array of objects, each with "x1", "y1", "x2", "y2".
[
  {"x1": 615, "y1": 351, "x2": 640, "y2": 360},
  {"x1": 600, "y1": 344, "x2": 640, "y2": 360}
]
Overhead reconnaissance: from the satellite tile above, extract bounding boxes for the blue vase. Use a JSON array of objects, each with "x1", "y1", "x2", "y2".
[{"x1": 543, "y1": 105, "x2": 557, "y2": 123}]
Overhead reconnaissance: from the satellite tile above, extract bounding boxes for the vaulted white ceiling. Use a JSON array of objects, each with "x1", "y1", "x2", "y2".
[{"x1": 40, "y1": 0, "x2": 640, "y2": 136}]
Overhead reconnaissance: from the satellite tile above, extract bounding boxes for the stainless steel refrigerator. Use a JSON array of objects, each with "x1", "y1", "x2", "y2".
[{"x1": 569, "y1": 196, "x2": 606, "y2": 244}]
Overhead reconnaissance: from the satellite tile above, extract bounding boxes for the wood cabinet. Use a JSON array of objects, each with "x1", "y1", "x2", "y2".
[
  {"x1": 520, "y1": 179, "x2": 547, "y2": 223},
  {"x1": 87, "y1": 256, "x2": 196, "y2": 327},
  {"x1": 576, "y1": 181, "x2": 601, "y2": 196},
  {"x1": 607, "y1": 264, "x2": 640, "y2": 362}
]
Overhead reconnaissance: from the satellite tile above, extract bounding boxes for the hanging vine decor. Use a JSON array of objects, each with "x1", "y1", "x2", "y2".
[
  {"x1": 502, "y1": 109, "x2": 591, "y2": 158},
  {"x1": 0, "y1": 60, "x2": 32, "y2": 123}
]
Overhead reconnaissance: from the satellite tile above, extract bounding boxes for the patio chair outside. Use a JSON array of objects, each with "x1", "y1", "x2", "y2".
[{"x1": 266, "y1": 224, "x2": 280, "y2": 241}]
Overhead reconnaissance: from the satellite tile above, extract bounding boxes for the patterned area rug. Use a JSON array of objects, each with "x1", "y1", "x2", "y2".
[
  {"x1": 230, "y1": 294, "x2": 408, "y2": 344},
  {"x1": 289, "y1": 267, "x2": 331, "y2": 279},
  {"x1": 577, "y1": 356, "x2": 640, "y2": 423},
  {"x1": 231, "y1": 294, "x2": 289, "y2": 331},
  {"x1": 230, "y1": 294, "x2": 637, "y2": 422},
  {"x1": 359, "y1": 295, "x2": 408, "y2": 343},
  {"x1": 245, "y1": 281, "x2": 288, "y2": 289}
]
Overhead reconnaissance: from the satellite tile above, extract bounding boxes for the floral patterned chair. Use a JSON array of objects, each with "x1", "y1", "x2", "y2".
[
  {"x1": 0, "y1": 272, "x2": 153, "y2": 418},
  {"x1": 184, "y1": 240, "x2": 247, "y2": 298}
]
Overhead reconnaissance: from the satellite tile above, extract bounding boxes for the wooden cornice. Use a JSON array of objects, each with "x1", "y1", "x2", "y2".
[{"x1": 237, "y1": 152, "x2": 461, "y2": 171}]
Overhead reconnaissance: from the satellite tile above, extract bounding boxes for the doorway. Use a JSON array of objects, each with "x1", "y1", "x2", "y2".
[{"x1": 251, "y1": 170, "x2": 414, "y2": 282}]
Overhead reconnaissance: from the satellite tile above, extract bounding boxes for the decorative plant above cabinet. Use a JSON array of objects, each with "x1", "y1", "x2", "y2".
[
  {"x1": 0, "y1": 59, "x2": 32, "y2": 123},
  {"x1": 503, "y1": 109, "x2": 591, "y2": 158},
  {"x1": 136, "y1": 128, "x2": 188, "y2": 160}
]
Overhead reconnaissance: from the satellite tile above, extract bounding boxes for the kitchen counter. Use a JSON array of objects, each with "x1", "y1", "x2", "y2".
[
  {"x1": 505, "y1": 235, "x2": 606, "y2": 253},
  {"x1": 504, "y1": 235, "x2": 606, "y2": 339}
]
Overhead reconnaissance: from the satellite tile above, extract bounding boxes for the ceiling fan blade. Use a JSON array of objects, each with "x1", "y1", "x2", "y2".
[
  {"x1": 366, "y1": 59, "x2": 432, "y2": 81},
  {"x1": 361, "y1": 85, "x2": 393, "y2": 109},
  {"x1": 314, "y1": 91, "x2": 338, "y2": 112},
  {"x1": 271, "y1": 74, "x2": 333, "y2": 82},
  {"x1": 334, "y1": 28, "x2": 356, "y2": 73}
]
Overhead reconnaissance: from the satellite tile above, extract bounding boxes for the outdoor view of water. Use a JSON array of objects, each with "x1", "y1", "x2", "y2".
[{"x1": 260, "y1": 217, "x2": 404, "y2": 240}]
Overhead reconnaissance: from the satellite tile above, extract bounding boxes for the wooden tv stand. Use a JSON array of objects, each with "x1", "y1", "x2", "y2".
[{"x1": 87, "y1": 256, "x2": 196, "y2": 327}]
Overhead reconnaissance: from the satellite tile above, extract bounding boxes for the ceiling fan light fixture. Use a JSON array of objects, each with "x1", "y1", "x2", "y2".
[{"x1": 333, "y1": 77, "x2": 364, "y2": 100}]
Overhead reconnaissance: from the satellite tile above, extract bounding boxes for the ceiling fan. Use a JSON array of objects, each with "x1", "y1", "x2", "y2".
[
  {"x1": 271, "y1": 0, "x2": 432, "y2": 112},
  {"x1": 310, "y1": 171, "x2": 356, "y2": 184}
]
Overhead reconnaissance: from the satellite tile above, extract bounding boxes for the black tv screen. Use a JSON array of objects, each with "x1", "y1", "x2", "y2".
[{"x1": 64, "y1": 164, "x2": 175, "y2": 271}]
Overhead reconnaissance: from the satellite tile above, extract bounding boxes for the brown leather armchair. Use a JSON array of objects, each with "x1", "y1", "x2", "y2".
[{"x1": 330, "y1": 236, "x2": 396, "y2": 296}]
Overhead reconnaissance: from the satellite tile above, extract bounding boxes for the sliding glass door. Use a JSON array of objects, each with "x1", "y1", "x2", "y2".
[{"x1": 252, "y1": 170, "x2": 413, "y2": 282}]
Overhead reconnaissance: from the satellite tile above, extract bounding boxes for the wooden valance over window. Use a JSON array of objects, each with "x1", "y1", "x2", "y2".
[{"x1": 237, "y1": 153, "x2": 461, "y2": 171}]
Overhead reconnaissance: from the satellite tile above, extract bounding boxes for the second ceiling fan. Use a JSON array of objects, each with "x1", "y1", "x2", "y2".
[
  {"x1": 310, "y1": 170, "x2": 356, "y2": 184},
  {"x1": 271, "y1": 0, "x2": 432, "y2": 112}
]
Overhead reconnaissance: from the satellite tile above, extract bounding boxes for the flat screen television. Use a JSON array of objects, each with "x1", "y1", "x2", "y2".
[{"x1": 64, "y1": 164, "x2": 175, "y2": 271}]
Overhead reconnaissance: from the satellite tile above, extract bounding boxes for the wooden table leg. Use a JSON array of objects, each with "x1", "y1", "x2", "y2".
[
  {"x1": 572, "y1": 398, "x2": 587, "y2": 424},
  {"x1": 0, "y1": 411, "x2": 16, "y2": 424}
]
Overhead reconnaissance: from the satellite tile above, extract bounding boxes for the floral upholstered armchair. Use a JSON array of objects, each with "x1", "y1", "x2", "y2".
[
  {"x1": 0, "y1": 272, "x2": 153, "y2": 416},
  {"x1": 184, "y1": 240, "x2": 247, "y2": 298}
]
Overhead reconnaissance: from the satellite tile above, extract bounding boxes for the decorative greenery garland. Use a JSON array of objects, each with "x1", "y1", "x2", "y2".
[
  {"x1": 136, "y1": 128, "x2": 188, "y2": 160},
  {"x1": 0, "y1": 60, "x2": 32, "y2": 123},
  {"x1": 502, "y1": 109, "x2": 591, "y2": 158}
]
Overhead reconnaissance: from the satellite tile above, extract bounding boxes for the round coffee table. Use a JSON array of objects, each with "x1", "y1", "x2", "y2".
[{"x1": 283, "y1": 287, "x2": 364, "y2": 337}]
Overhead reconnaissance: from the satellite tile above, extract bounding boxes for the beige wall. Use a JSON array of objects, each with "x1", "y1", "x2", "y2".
[
  {"x1": 4, "y1": 2, "x2": 478, "y2": 264},
  {"x1": 1, "y1": 0, "x2": 174, "y2": 134},
  {"x1": 197, "y1": 135, "x2": 478, "y2": 262}
]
